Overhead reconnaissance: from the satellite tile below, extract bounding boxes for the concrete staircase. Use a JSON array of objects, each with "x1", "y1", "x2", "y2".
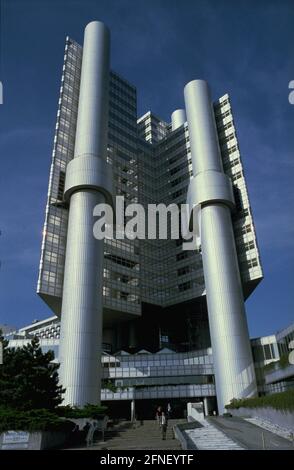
[
  {"x1": 184, "y1": 420, "x2": 243, "y2": 450},
  {"x1": 89, "y1": 419, "x2": 186, "y2": 450}
]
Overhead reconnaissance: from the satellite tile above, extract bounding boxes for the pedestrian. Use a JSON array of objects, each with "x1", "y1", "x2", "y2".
[
  {"x1": 132, "y1": 413, "x2": 138, "y2": 428},
  {"x1": 155, "y1": 406, "x2": 162, "y2": 426},
  {"x1": 85, "y1": 419, "x2": 98, "y2": 447},
  {"x1": 159, "y1": 412, "x2": 168, "y2": 440}
]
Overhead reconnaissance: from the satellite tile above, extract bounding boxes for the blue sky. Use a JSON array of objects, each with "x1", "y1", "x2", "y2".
[{"x1": 0, "y1": 0, "x2": 293, "y2": 337}]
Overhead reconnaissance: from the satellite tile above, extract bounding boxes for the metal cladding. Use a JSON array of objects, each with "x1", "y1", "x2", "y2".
[
  {"x1": 171, "y1": 109, "x2": 186, "y2": 131},
  {"x1": 184, "y1": 79, "x2": 257, "y2": 413},
  {"x1": 74, "y1": 21, "x2": 110, "y2": 159},
  {"x1": 37, "y1": 25, "x2": 263, "y2": 411},
  {"x1": 59, "y1": 21, "x2": 112, "y2": 406},
  {"x1": 64, "y1": 154, "x2": 113, "y2": 206}
]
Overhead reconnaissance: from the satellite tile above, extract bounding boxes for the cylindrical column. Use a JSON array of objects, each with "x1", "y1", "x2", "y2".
[
  {"x1": 131, "y1": 399, "x2": 136, "y2": 422},
  {"x1": 203, "y1": 398, "x2": 209, "y2": 417},
  {"x1": 171, "y1": 109, "x2": 186, "y2": 131},
  {"x1": 185, "y1": 81, "x2": 224, "y2": 174},
  {"x1": 59, "y1": 21, "x2": 111, "y2": 406},
  {"x1": 184, "y1": 80, "x2": 257, "y2": 414}
]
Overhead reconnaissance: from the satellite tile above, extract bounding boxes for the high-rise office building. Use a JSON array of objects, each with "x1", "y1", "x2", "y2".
[{"x1": 36, "y1": 21, "x2": 263, "y2": 414}]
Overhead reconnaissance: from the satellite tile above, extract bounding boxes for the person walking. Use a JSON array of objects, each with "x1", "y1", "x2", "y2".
[
  {"x1": 167, "y1": 402, "x2": 172, "y2": 419},
  {"x1": 155, "y1": 406, "x2": 162, "y2": 426},
  {"x1": 85, "y1": 419, "x2": 98, "y2": 447},
  {"x1": 159, "y1": 411, "x2": 168, "y2": 440}
]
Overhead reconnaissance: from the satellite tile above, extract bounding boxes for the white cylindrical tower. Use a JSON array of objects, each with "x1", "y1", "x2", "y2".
[
  {"x1": 59, "y1": 21, "x2": 112, "y2": 406},
  {"x1": 184, "y1": 80, "x2": 257, "y2": 414},
  {"x1": 171, "y1": 109, "x2": 186, "y2": 130}
]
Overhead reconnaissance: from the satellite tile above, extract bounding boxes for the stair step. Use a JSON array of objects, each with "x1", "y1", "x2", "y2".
[{"x1": 84, "y1": 419, "x2": 185, "y2": 450}]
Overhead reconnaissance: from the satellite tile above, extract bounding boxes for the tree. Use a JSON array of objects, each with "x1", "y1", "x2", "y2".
[{"x1": 0, "y1": 331, "x2": 65, "y2": 410}]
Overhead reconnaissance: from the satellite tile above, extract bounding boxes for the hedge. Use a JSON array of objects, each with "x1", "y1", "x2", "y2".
[
  {"x1": 225, "y1": 390, "x2": 294, "y2": 412},
  {"x1": 56, "y1": 404, "x2": 108, "y2": 419},
  {"x1": 0, "y1": 404, "x2": 108, "y2": 432},
  {"x1": 263, "y1": 354, "x2": 290, "y2": 373},
  {"x1": 0, "y1": 408, "x2": 75, "y2": 432}
]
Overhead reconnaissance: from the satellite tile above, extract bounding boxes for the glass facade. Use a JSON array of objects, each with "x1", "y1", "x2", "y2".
[
  {"x1": 31, "y1": 31, "x2": 265, "y2": 407},
  {"x1": 37, "y1": 39, "x2": 262, "y2": 329},
  {"x1": 8, "y1": 320, "x2": 294, "y2": 402}
]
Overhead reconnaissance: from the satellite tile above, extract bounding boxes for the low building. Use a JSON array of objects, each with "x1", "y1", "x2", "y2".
[
  {"x1": 6, "y1": 318, "x2": 293, "y2": 418},
  {"x1": 251, "y1": 323, "x2": 294, "y2": 395}
]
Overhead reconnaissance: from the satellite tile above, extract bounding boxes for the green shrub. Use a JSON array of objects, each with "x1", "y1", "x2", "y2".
[
  {"x1": 0, "y1": 333, "x2": 64, "y2": 411},
  {"x1": 56, "y1": 404, "x2": 108, "y2": 419},
  {"x1": 226, "y1": 390, "x2": 294, "y2": 412},
  {"x1": 0, "y1": 407, "x2": 75, "y2": 432},
  {"x1": 102, "y1": 380, "x2": 118, "y2": 393},
  {"x1": 263, "y1": 354, "x2": 291, "y2": 373},
  {"x1": 263, "y1": 361, "x2": 277, "y2": 373}
]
